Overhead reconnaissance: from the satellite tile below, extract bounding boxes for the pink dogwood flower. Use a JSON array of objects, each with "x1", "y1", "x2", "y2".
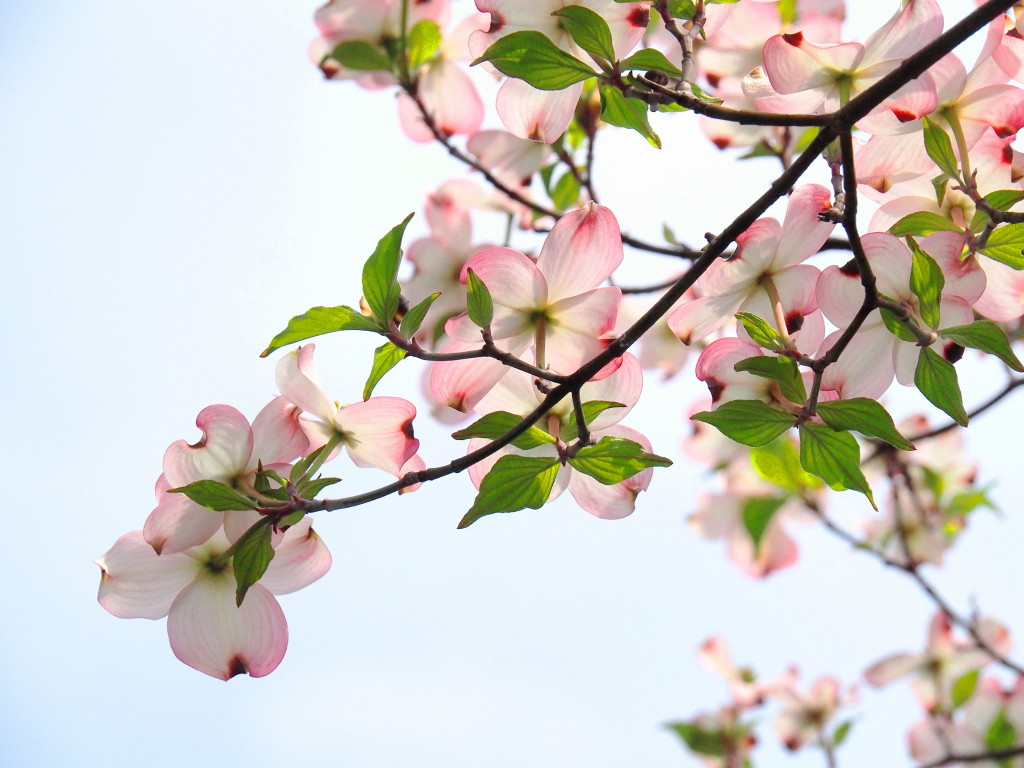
[
  {"x1": 144, "y1": 398, "x2": 308, "y2": 555},
  {"x1": 276, "y1": 344, "x2": 420, "y2": 477},
  {"x1": 97, "y1": 518, "x2": 331, "y2": 680},
  {"x1": 430, "y1": 202, "x2": 623, "y2": 412},
  {"x1": 470, "y1": 1, "x2": 650, "y2": 142}
]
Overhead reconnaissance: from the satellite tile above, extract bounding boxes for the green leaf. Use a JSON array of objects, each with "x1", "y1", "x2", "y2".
[
  {"x1": 980, "y1": 222, "x2": 1024, "y2": 269},
  {"x1": 915, "y1": 346, "x2": 968, "y2": 426},
  {"x1": 550, "y1": 170, "x2": 582, "y2": 210},
  {"x1": 666, "y1": 0, "x2": 697, "y2": 20},
  {"x1": 569, "y1": 436, "x2": 672, "y2": 485},
  {"x1": 922, "y1": 117, "x2": 960, "y2": 179},
  {"x1": 908, "y1": 237, "x2": 945, "y2": 330},
  {"x1": 363, "y1": 342, "x2": 407, "y2": 399},
  {"x1": 951, "y1": 669, "x2": 980, "y2": 709},
  {"x1": 799, "y1": 423, "x2": 876, "y2": 508},
  {"x1": 560, "y1": 400, "x2": 625, "y2": 442},
  {"x1": 888, "y1": 211, "x2": 962, "y2": 237},
  {"x1": 169, "y1": 480, "x2": 258, "y2": 512},
  {"x1": 777, "y1": 0, "x2": 797, "y2": 25},
  {"x1": 362, "y1": 213, "x2": 414, "y2": 326},
  {"x1": 451, "y1": 411, "x2": 556, "y2": 451},
  {"x1": 931, "y1": 173, "x2": 948, "y2": 207},
  {"x1": 947, "y1": 487, "x2": 996, "y2": 518},
  {"x1": 297, "y1": 475, "x2": 342, "y2": 499},
  {"x1": 472, "y1": 30, "x2": 597, "y2": 90},
  {"x1": 735, "y1": 311, "x2": 785, "y2": 351},
  {"x1": 969, "y1": 189, "x2": 1024, "y2": 232},
  {"x1": 618, "y1": 48, "x2": 682, "y2": 77},
  {"x1": 879, "y1": 306, "x2": 920, "y2": 343},
  {"x1": 407, "y1": 20, "x2": 442, "y2": 69},
  {"x1": 289, "y1": 440, "x2": 335, "y2": 484},
  {"x1": 232, "y1": 523, "x2": 275, "y2": 607},
  {"x1": 458, "y1": 455, "x2": 560, "y2": 528},
  {"x1": 741, "y1": 496, "x2": 787, "y2": 555},
  {"x1": 692, "y1": 400, "x2": 796, "y2": 447},
  {"x1": 261, "y1": 305, "x2": 382, "y2": 357},
  {"x1": 689, "y1": 83, "x2": 722, "y2": 104},
  {"x1": 598, "y1": 84, "x2": 662, "y2": 148},
  {"x1": 750, "y1": 438, "x2": 820, "y2": 493},
  {"x1": 552, "y1": 5, "x2": 615, "y2": 65},
  {"x1": 465, "y1": 268, "x2": 494, "y2": 329},
  {"x1": 940, "y1": 320, "x2": 1024, "y2": 371},
  {"x1": 985, "y1": 710, "x2": 1017, "y2": 751},
  {"x1": 733, "y1": 356, "x2": 807, "y2": 404},
  {"x1": 399, "y1": 292, "x2": 441, "y2": 338},
  {"x1": 667, "y1": 721, "x2": 725, "y2": 757},
  {"x1": 816, "y1": 399, "x2": 915, "y2": 451},
  {"x1": 832, "y1": 719, "x2": 854, "y2": 749},
  {"x1": 327, "y1": 40, "x2": 392, "y2": 72}
]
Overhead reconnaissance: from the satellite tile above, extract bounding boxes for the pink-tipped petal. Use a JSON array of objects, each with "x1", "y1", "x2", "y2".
[
  {"x1": 96, "y1": 531, "x2": 196, "y2": 619},
  {"x1": 275, "y1": 345, "x2": 339, "y2": 424},
  {"x1": 163, "y1": 405, "x2": 254, "y2": 487},
  {"x1": 537, "y1": 203, "x2": 624, "y2": 301},
  {"x1": 168, "y1": 578, "x2": 287, "y2": 680},
  {"x1": 495, "y1": 78, "x2": 581, "y2": 143},
  {"x1": 260, "y1": 518, "x2": 332, "y2": 595},
  {"x1": 336, "y1": 396, "x2": 419, "y2": 476},
  {"x1": 249, "y1": 396, "x2": 309, "y2": 469},
  {"x1": 144, "y1": 489, "x2": 224, "y2": 556}
]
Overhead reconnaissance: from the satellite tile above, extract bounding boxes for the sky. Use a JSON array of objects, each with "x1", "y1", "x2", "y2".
[{"x1": 2, "y1": 1, "x2": 1022, "y2": 767}]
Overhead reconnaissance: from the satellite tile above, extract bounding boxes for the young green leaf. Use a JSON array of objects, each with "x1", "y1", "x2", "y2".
[
  {"x1": 798, "y1": 423, "x2": 876, "y2": 508},
  {"x1": 922, "y1": 117, "x2": 960, "y2": 179},
  {"x1": 399, "y1": 292, "x2": 441, "y2": 338},
  {"x1": 832, "y1": 719, "x2": 854, "y2": 749},
  {"x1": 915, "y1": 346, "x2": 968, "y2": 426},
  {"x1": 560, "y1": 400, "x2": 625, "y2": 442},
  {"x1": 735, "y1": 312, "x2": 785, "y2": 351},
  {"x1": 940, "y1": 320, "x2": 1024, "y2": 371},
  {"x1": 550, "y1": 170, "x2": 582, "y2": 210},
  {"x1": 261, "y1": 305, "x2": 382, "y2": 357},
  {"x1": 296, "y1": 475, "x2": 342, "y2": 499},
  {"x1": 980, "y1": 223, "x2": 1024, "y2": 269},
  {"x1": 232, "y1": 523, "x2": 275, "y2": 606},
  {"x1": 667, "y1": 721, "x2": 726, "y2": 757},
  {"x1": 750, "y1": 438, "x2": 821, "y2": 493},
  {"x1": 733, "y1": 356, "x2": 807, "y2": 404},
  {"x1": 362, "y1": 213, "x2": 414, "y2": 326},
  {"x1": 666, "y1": 0, "x2": 697, "y2": 20},
  {"x1": 451, "y1": 411, "x2": 556, "y2": 451},
  {"x1": 741, "y1": 496, "x2": 787, "y2": 555},
  {"x1": 985, "y1": 710, "x2": 1017, "y2": 751},
  {"x1": 888, "y1": 211, "x2": 962, "y2": 237},
  {"x1": 472, "y1": 31, "x2": 597, "y2": 90},
  {"x1": 816, "y1": 399, "x2": 915, "y2": 451},
  {"x1": 906, "y1": 237, "x2": 945, "y2": 330},
  {"x1": 569, "y1": 436, "x2": 672, "y2": 485},
  {"x1": 951, "y1": 669, "x2": 980, "y2": 709},
  {"x1": 598, "y1": 84, "x2": 662, "y2": 148},
  {"x1": 692, "y1": 400, "x2": 796, "y2": 447},
  {"x1": 465, "y1": 268, "x2": 494, "y2": 329},
  {"x1": 969, "y1": 189, "x2": 1024, "y2": 232},
  {"x1": 327, "y1": 40, "x2": 392, "y2": 72},
  {"x1": 458, "y1": 455, "x2": 560, "y2": 528},
  {"x1": 878, "y1": 307, "x2": 921, "y2": 343},
  {"x1": 618, "y1": 48, "x2": 683, "y2": 77},
  {"x1": 363, "y1": 342, "x2": 407, "y2": 399},
  {"x1": 552, "y1": 6, "x2": 615, "y2": 65},
  {"x1": 169, "y1": 480, "x2": 258, "y2": 512},
  {"x1": 407, "y1": 20, "x2": 442, "y2": 69}
]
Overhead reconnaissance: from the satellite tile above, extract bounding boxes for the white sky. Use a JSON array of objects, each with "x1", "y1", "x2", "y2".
[{"x1": 2, "y1": 2, "x2": 1021, "y2": 767}]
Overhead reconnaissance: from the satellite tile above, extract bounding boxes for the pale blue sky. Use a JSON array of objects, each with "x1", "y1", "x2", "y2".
[{"x1": 2, "y1": 2, "x2": 1021, "y2": 767}]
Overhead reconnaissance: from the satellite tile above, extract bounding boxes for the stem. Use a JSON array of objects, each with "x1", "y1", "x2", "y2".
[
  {"x1": 761, "y1": 274, "x2": 791, "y2": 346},
  {"x1": 534, "y1": 315, "x2": 547, "y2": 371}
]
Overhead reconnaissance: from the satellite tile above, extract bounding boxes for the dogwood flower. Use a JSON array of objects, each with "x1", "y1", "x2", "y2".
[{"x1": 97, "y1": 519, "x2": 331, "y2": 680}]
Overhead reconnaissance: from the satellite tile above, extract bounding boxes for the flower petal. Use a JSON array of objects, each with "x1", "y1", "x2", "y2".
[{"x1": 168, "y1": 578, "x2": 288, "y2": 680}]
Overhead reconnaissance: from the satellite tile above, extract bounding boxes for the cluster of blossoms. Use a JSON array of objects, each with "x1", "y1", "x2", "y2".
[
  {"x1": 100, "y1": 1, "x2": 1024, "y2": 766},
  {"x1": 668, "y1": 636, "x2": 856, "y2": 764}
]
